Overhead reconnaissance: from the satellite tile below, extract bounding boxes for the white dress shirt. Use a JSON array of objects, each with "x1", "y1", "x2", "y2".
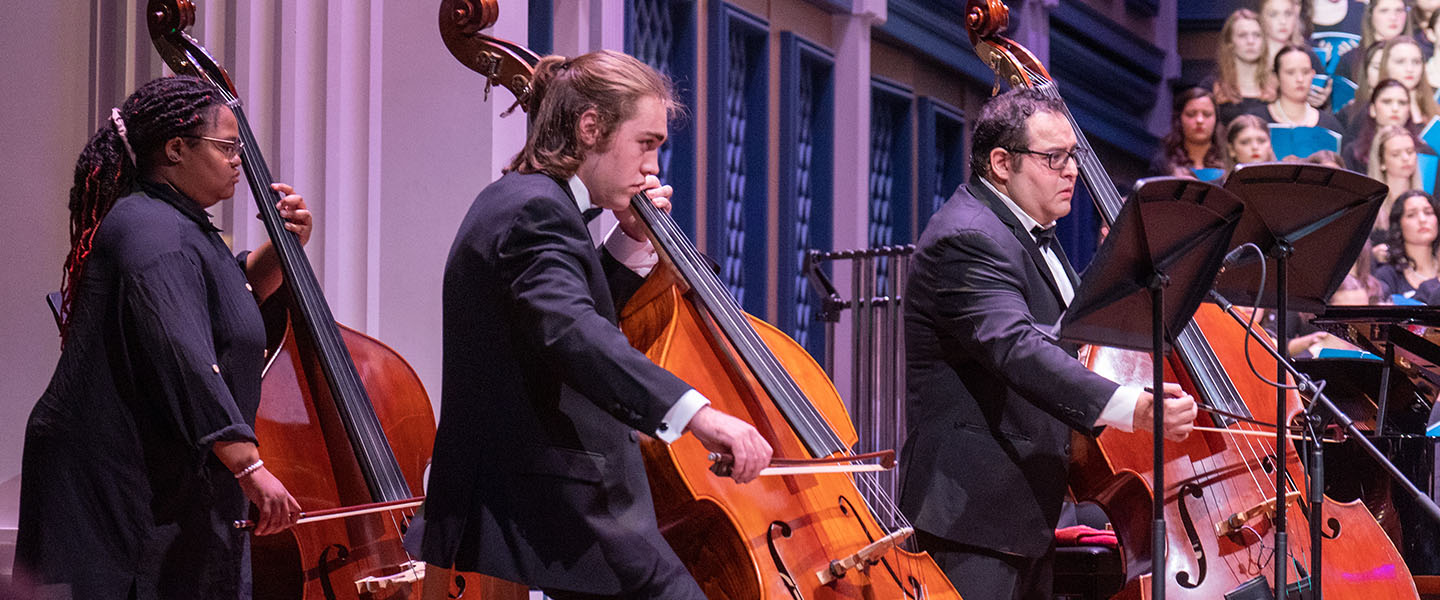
[
  {"x1": 568, "y1": 175, "x2": 708, "y2": 442},
  {"x1": 978, "y1": 177, "x2": 1142, "y2": 431}
]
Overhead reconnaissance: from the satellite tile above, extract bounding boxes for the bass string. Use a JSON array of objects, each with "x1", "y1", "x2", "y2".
[
  {"x1": 187, "y1": 44, "x2": 412, "y2": 500},
  {"x1": 633, "y1": 197, "x2": 919, "y2": 535},
  {"x1": 1030, "y1": 63, "x2": 1287, "y2": 496},
  {"x1": 1025, "y1": 61, "x2": 1313, "y2": 570}
]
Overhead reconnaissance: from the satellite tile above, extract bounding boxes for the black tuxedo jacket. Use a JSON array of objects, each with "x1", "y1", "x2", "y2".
[
  {"x1": 897, "y1": 178, "x2": 1119, "y2": 558},
  {"x1": 420, "y1": 171, "x2": 693, "y2": 593}
]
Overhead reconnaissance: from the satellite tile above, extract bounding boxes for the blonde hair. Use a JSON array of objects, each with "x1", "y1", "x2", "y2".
[
  {"x1": 1368, "y1": 125, "x2": 1425, "y2": 192},
  {"x1": 1378, "y1": 37, "x2": 1440, "y2": 122},
  {"x1": 1260, "y1": 0, "x2": 1307, "y2": 46},
  {"x1": 1215, "y1": 9, "x2": 1276, "y2": 104},
  {"x1": 1363, "y1": 0, "x2": 1414, "y2": 50},
  {"x1": 506, "y1": 50, "x2": 679, "y2": 178}
]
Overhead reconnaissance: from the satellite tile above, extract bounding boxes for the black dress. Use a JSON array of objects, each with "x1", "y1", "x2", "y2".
[
  {"x1": 1374, "y1": 262, "x2": 1439, "y2": 302},
  {"x1": 14, "y1": 180, "x2": 267, "y2": 599}
]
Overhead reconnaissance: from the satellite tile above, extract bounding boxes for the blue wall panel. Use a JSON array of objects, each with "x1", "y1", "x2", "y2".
[
  {"x1": 707, "y1": 4, "x2": 769, "y2": 314},
  {"x1": 627, "y1": 0, "x2": 699, "y2": 236},
  {"x1": 779, "y1": 33, "x2": 834, "y2": 358}
]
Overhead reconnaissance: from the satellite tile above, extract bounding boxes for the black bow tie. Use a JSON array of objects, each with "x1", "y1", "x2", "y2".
[
  {"x1": 1030, "y1": 225, "x2": 1057, "y2": 250},
  {"x1": 582, "y1": 207, "x2": 604, "y2": 223}
]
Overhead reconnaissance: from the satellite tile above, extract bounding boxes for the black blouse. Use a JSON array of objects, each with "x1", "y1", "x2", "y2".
[
  {"x1": 15, "y1": 180, "x2": 267, "y2": 599},
  {"x1": 1375, "y1": 262, "x2": 1438, "y2": 302}
]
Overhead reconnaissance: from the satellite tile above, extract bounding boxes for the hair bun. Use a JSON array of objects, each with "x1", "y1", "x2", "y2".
[{"x1": 526, "y1": 55, "x2": 570, "y2": 113}]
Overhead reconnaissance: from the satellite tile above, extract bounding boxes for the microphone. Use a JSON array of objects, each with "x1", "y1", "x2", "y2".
[{"x1": 1221, "y1": 245, "x2": 1253, "y2": 268}]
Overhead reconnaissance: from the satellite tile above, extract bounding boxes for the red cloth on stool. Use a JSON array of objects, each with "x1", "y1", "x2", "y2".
[{"x1": 1055, "y1": 525, "x2": 1118, "y2": 548}]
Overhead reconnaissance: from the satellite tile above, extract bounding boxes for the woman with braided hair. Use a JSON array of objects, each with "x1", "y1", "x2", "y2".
[{"x1": 13, "y1": 76, "x2": 310, "y2": 599}]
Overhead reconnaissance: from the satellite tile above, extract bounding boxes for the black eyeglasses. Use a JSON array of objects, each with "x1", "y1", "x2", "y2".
[
  {"x1": 184, "y1": 135, "x2": 244, "y2": 159},
  {"x1": 1006, "y1": 146, "x2": 1086, "y2": 171}
]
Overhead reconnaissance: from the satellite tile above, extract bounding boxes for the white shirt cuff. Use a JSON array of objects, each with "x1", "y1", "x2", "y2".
[
  {"x1": 604, "y1": 223, "x2": 659, "y2": 277},
  {"x1": 1095, "y1": 385, "x2": 1143, "y2": 432},
  {"x1": 655, "y1": 389, "x2": 710, "y2": 443}
]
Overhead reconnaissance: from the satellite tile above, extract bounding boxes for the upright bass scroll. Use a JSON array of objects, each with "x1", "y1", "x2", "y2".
[{"x1": 439, "y1": 0, "x2": 541, "y2": 112}]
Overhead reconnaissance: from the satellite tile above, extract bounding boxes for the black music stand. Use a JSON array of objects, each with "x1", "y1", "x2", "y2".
[
  {"x1": 1058, "y1": 177, "x2": 1245, "y2": 600},
  {"x1": 1212, "y1": 162, "x2": 1387, "y2": 598}
]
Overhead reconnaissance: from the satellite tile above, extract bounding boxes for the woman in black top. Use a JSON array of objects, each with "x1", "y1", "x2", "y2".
[
  {"x1": 1375, "y1": 190, "x2": 1440, "y2": 300},
  {"x1": 1215, "y1": 9, "x2": 1278, "y2": 125},
  {"x1": 1377, "y1": 37, "x2": 1440, "y2": 125},
  {"x1": 1152, "y1": 87, "x2": 1228, "y2": 178},
  {"x1": 1255, "y1": 44, "x2": 1348, "y2": 135},
  {"x1": 14, "y1": 76, "x2": 308, "y2": 598},
  {"x1": 1335, "y1": 0, "x2": 1412, "y2": 83},
  {"x1": 1342, "y1": 78, "x2": 1417, "y2": 171}
]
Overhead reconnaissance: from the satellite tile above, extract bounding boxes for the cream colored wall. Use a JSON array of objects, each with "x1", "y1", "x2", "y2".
[
  {"x1": 0, "y1": 2, "x2": 93, "y2": 573},
  {"x1": 0, "y1": 0, "x2": 534, "y2": 577}
]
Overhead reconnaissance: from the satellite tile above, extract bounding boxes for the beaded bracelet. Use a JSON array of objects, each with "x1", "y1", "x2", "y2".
[{"x1": 234, "y1": 459, "x2": 265, "y2": 479}]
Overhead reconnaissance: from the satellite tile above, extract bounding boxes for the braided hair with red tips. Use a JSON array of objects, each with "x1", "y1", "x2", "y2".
[{"x1": 61, "y1": 76, "x2": 222, "y2": 337}]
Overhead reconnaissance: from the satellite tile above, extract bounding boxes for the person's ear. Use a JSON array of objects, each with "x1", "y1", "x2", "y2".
[
  {"x1": 989, "y1": 147, "x2": 1013, "y2": 183},
  {"x1": 163, "y1": 137, "x2": 186, "y2": 164},
  {"x1": 576, "y1": 108, "x2": 601, "y2": 148}
]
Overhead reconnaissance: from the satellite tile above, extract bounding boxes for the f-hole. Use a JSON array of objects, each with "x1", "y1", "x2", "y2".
[
  {"x1": 835, "y1": 495, "x2": 922, "y2": 600},
  {"x1": 317, "y1": 543, "x2": 351, "y2": 600},
  {"x1": 1174, "y1": 483, "x2": 1209, "y2": 589}
]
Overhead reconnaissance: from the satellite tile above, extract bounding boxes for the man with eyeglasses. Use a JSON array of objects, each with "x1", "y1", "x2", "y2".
[{"x1": 897, "y1": 87, "x2": 1197, "y2": 599}]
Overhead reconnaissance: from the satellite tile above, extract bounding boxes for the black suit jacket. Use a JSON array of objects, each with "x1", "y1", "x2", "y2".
[
  {"x1": 420, "y1": 171, "x2": 693, "y2": 593},
  {"x1": 897, "y1": 178, "x2": 1119, "y2": 558}
]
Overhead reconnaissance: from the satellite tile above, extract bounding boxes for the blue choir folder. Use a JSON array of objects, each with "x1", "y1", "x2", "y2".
[
  {"x1": 1330, "y1": 76, "x2": 1357, "y2": 114},
  {"x1": 1419, "y1": 152, "x2": 1439, "y2": 195},
  {"x1": 1314, "y1": 348, "x2": 1382, "y2": 361},
  {"x1": 1267, "y1": 124, "x2": 1341, "y2": 160},
  {"x1": 1191, "y1": 168, "x2": 1224, "y2": 182},
  {"x1": 1310, "y1": 32, "x2": 1360, "y2": 76},
  {"x1": 1420, "y1": 117, "x2": 1440, "y2": 151}
]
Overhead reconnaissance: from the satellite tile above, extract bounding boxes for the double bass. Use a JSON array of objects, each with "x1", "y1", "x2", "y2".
[
  {"x1": 147, "y1": 1, "x2": 526, "y2": 597},
  {"x1": 963, "y1": 1, "x2": 1419, "y2": 597},
  {"x1": 438, "y1": 1, "x2": 962, "y2": 597}
]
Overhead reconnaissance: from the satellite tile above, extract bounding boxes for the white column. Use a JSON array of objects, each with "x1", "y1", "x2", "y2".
[
  {"x1": 551, "y1": 0, "x2": 593, "y2": 56},
  {"x1": 830, "y1": 0, "x2": 886, "y2": 406},
  {"x1": 593, "y1": 0, "x2": 629, "y2": 51},
  {"x1": 0, "y1": 0, "x2": 94, "y2": 525},
  {"x1": 229, "y1": 1, "x2": 281, "y2": 256},
  {"x1": 317, "y1": 0, "x2": 374, "y2": 329},
  {"x1": 371, "y1": 0, "x2": 531, "y2": 410},
  {"x1": 1014, "y1": 0, "x2": 1055, "y2": 67}
]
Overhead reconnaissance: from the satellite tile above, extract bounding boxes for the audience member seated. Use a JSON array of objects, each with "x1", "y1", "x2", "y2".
[
  {"x1": 1343, "y1": 79, "x2": 1416, "y2": 171},
  {"x1": 1377, "y1": 37, "x2": 1440, "y2": 126},
  {"x1": 1226, "y1": 114, "x2": 1278, "y2": 171},
  {"x1": 1216, "y1": 8, "x2": 1278, "y2": 125},
  {"x1": 1253, "y1": 44, "x2": 1347, "y2": 134},
  {"x1": 1309, "y1": 0, "x2": 1364, "y2": 35},
  {"x1": 1426, "y1": 11, "x2": 1440, "y2": 89},
  {"x1": 1336, "y1": 0, "x2": 1412, "y2": 83},
  {"x1": 1263, "y1": 0, "x2": 1310, "y2": 66},
  {"x1": 1416, "y1": 0, "x2": 1440, "y2": 57},
  {"x1": 1375, "y1": 190, "x2": 1440, "y2": 302},
  {"x1": 1296, "y1": 275, "x2": 1385, "y2": 357},
  {"x1": 1305, "y1": 148, "x2": 1348, "y2": 168},
  {"x1": 1339, "y1": 42, "x2": 1391, "y2": 133},
  {"x1": 1152, "y1": 87, "x2": 1227, "y2": 179},
  {"x1": 1370, "y1": 126, "x2": 1427, "y2": 230}
]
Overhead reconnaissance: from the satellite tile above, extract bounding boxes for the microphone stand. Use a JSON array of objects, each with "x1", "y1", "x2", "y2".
[{"x1": 1215, "y1": 163, "x2": 1387, "y2": 598}]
